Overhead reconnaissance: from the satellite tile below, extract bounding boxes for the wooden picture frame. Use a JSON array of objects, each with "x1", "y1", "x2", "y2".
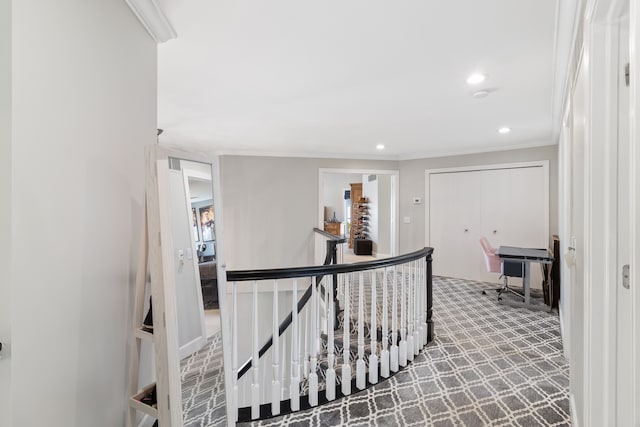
[{"x1": 199, "y1": 205, "x2": 215, "y2": 242}]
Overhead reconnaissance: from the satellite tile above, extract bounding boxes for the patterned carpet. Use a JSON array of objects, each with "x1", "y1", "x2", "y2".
[
  {"x1": 245, "y1": 276, "x2": 571, "y2": 427},
  {"x1": 181, "y1": 276, "x2": 571, "y2": 426},
  {"x1": 181, "y1": 332, "x2": 227, "y2": 427}
]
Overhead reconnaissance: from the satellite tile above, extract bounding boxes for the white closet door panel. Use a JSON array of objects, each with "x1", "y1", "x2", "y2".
[
  {"x1": 429, "y1": 171, "x2": 481, "y2": 279},
  {"x1": 428, "y1": 164, "x2": 548, "y2": 286},
  {"x1": 481, "y1": 167, "x2": 546, "y2": 247},
  {"x1": 480, "y1": 167, "x2": 547, "y2": 287}
]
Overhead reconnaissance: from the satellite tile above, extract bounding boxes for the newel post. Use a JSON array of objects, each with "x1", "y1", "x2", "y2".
[
  {"x1": 426, "y1": 249, "x2": 434, "y2": 342},
  {"x1": 328, "y1": 240, "x2": 340, "y2": 330}
]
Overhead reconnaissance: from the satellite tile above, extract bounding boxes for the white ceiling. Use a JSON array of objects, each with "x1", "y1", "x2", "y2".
[{"x1": 157, "y1": 0, "x2": 561, "y2": 160}]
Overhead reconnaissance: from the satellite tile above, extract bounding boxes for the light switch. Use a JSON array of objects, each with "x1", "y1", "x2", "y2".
[
  {"x1": 186, "y1": 248, "x2": 193, "y2": 260},
  {"x1": 403, "y1": 216, "x2": 411, "y2": 224}
]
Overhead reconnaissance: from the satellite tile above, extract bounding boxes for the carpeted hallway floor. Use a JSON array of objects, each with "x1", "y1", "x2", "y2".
[{"x1": 183, "y1": 276, "x2": 571, "y2": 426}]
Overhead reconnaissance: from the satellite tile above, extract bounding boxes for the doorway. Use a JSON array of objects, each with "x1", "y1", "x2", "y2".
[{"x1": 318, "y1": 168, "x2": 399, "y2": 259}]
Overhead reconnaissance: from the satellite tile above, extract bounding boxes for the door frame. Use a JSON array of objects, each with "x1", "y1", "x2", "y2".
[
  {"x1": 318, "y1": 168, "x2": 400, "y2": 256},
  {"x1": 424, "y1": 160, "x2": 550, "y2": 248},
  {"x1": 574, "y1": 0, "x2": 639, "y2": 425}
]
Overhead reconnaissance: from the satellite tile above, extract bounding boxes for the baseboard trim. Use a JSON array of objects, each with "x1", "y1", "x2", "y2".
[
  {"x1": 559, "y1": 304, "x2": 570, "y2": 360},
  {"x1": 570, "y1": 392, "x2": 579, "y2": 427}
]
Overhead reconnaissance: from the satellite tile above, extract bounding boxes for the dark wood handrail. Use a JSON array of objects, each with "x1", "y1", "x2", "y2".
[
  {"x1": 312, "y1": 227, "x2": 348, "y2": 242},
  {"x1": 227, "y1": 247, "x2": 433, "y2": 282}
]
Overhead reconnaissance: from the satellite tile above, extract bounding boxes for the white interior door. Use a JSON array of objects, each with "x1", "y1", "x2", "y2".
[
  {"x1": 569, "y1": 58, "x2": 586, "y2": 425},
  {"x1": 428, "y1": 164, "x2": 548, "y2": 285},
  {"x1": 480, "y1": 166, "x2": 547, "y2": 287},
  {"x1": 429, "y1": 171, "x2": 481, "y2": 280},
  {"x1": 616, "y1": 17, "x2": 633, "y2": 426}
]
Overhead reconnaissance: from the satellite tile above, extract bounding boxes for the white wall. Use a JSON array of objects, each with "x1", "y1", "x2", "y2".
[
  {"x1": 219, "y1": 156, "x2": 398, "y2": 270},
  {"x1": 11, "y1": 1, "x2": 157, "y2": 426},
  {"x1": 0, "y1": 0, "x2": 11, "y2": 424},
  {"x1": 377, "y1": 175, "x2": 392, "y2": 255},
  {"x1": 322, "y1": 173, "x2": 361, "y2": 222},
  {"x1": 398, "y1": 145, "x2": 558, "y2": 253}
]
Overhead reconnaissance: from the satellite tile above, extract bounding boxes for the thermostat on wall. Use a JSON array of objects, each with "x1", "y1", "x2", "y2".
[{"x1": 412, "y1": 197, "x2": 422, "y2": 205}]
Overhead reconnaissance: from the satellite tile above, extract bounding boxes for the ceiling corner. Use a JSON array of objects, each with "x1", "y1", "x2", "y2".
[{"x1": 125, "y1": 0, "x2": 176, "y2": 43}]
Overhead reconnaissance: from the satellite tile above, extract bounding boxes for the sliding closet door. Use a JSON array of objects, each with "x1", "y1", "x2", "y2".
[
  {"x1": 429, "y1": 170, "x2": 482, "y2": 280},
  {"x1": 479, "y1": 166, "x2": 547, "y2": 284},
  {"x1": 428, "y1": 163, "x2": 548, "y2": 284}
]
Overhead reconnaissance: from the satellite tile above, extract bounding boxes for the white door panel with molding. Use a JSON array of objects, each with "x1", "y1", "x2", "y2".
[{"x1": 427, "y1": 163, "x2": 548, "y2": 286}]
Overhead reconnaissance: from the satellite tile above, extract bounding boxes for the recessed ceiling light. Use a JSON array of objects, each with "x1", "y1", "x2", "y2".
[
  {"x1": 376, "y1": 144, "x2": 385, "y2": 150},
  {"x1": 466, "y1": 73, "x2": 486, "y2": 85},
  {"x1": 472, "y1": 90, "x2": 490, "y2": 99},
  {"x1": 498, "y1": 127, "x2": 511, "y2": 134}
]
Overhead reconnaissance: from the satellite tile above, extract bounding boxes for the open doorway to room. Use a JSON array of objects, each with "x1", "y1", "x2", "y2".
[{"x1": 319, "y1": 168, "x2": 399, "y2": 262}]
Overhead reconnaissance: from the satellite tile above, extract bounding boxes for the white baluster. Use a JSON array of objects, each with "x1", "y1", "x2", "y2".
[
  {"x1": 381, "y1": 268, "x2": 390, "y2": 378},
  {"x1": 390, "y1": 265, "x2": 399, "y2": 372},
  {"x1": 317, "y1": 278, "x2": 323, "y2": 349},
  {"x1": 413, "y1": 260, "x2": 422, "y2": 356},
  {"x1": 325, "y1": 275, "x2": 336, "y2": 400},
  {"x1": 407, "y1": 261, "x2": 415, "y2": 362},
  {"x1": 281, "y1": 338, "x2": 286, "y2": 401},
  {"x1": 290, "y1": 279, "x2": 300, "y2": 410},
  {"x1": 303, "y1": 303, "x2": 309, "y2": 379},
  {"x1": 414, "y1": 261, "x2": 420, "y2": 354},
  {"x1": 232, "y1": 283, "x2": 238, "y2": 422},
  {"x1": 356, "y1": 271, "x2": 366, "y2": 389},
  {"x1": 399, "y1": 264, "x2": 408, "y2": 367},
  {"x1": 341, "y1": 273, "x2": 352, "y2": 395},
  {"x1": 309, "y1": 276, "x2": 319, "y2": 406},
  {"x1": 271, "y1": 280, "x2": 281, "y2": 416},
  {"x1": 422, "y1": 258, "x2": 428, "y2": 344},
  {"x1": 369, "y1": 270, "x2": 379, "y2": 384},
  {"x1": 251, "y1": 281, "x2": 260, "y2": 419}
]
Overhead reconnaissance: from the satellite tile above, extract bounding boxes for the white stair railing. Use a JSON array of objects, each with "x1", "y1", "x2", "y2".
[
  {"x1": 290, "y1": 278, "x2": 300, "y2": 411},
  {"x1": 308, "y1": 277, "x2": 318, "y2": 406},
  {"x1": 325, "y1": 275, "x2": 336, "y2": 400},
  {"x1": 341, "y1": 272, "x2": 352, "y2": 396},
  {"x1": 271, "y1": 280, "x2": 280, "y2": 416},
  {"x1": 413, "y1": 261, "x2": 421, "y2": 354},
  {"x1": 369, "y1": 270, "x2": 379, "y2": 384},
  {"x1": 251, "y1": 281, "x2": 260, "y2": 419},
  {"x1": 381, "y1": 267, "x2": 390, "y2": 378},
  {"x1": 356, "y1": 271, "x2": 366, "y2": 390},
  {"x1": 232, "y1": 282, "x2": 239, "y2": 423},
  {"x1": 390, "y1": 265, "x2": 399, "y2": 372},
  {"x1": 227, "y1": 247, "x2": 433, "y2": 423},
  {"x1": 399, "y1": 264, "x2": 408, "y2": 367}
]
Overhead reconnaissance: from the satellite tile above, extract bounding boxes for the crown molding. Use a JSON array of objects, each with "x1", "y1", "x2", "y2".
[{"x1": 125, "y1": 0, "x2": 176, "y2": 43}]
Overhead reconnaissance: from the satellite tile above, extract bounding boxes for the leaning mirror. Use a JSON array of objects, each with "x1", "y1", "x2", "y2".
[
  {"x1": 140, "y1": 146, "x2": 231, "y2": 427},
  {"x1": 168, "y1": 157, "x2": 228, "y2": 427}
]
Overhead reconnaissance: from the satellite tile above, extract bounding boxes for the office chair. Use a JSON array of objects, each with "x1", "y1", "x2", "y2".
[{"x1": 479, "y1": 236, "x2": 524, "y2": 300}]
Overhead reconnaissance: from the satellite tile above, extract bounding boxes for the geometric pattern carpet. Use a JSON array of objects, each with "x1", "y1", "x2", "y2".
[
  {"x1": 181, "y1": 332, "x2": 227, "y2": 427},
  {"x1": 243, "y1": 276, "x2": 572, "y2": 426}
]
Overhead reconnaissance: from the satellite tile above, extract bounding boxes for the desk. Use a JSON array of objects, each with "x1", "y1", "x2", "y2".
[{"x1": 496, "y1": 246, "x2": 554, "y2": 311}]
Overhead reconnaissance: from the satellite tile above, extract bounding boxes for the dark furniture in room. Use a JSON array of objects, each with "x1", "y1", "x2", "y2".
[
  {"x1": 496, "y1": 246, "x2": 554, "y2": 311},
  {"x1": 354, "y1": 239, "x2": 373, "y2": 256},
  {"x1": 198, "y1": 261, "x2": 218, "y2": 309}
]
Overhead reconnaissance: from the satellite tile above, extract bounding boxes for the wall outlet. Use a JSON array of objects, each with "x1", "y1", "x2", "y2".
[{"x1": 412, "y1": 197, "x2": 422, "y2": 204}]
